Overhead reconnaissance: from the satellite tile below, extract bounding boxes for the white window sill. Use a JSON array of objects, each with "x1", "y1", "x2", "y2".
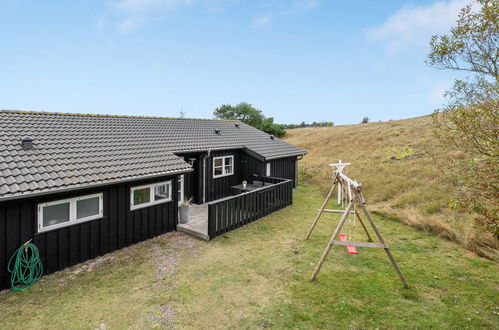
[
  {"x1": 38, "y1": 215, "x2": 104, "y2": 233},
  {"x1": 130, "y1": 198, "x2": 173, "y2": 211},
  {"x1": 213, "y1": 173, "x2": 234, "y2": 179}
]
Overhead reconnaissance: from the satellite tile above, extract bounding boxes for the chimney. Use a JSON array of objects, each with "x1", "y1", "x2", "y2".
[{"x1": 21, "y1": 137, "x2": 34, "y2": 150}]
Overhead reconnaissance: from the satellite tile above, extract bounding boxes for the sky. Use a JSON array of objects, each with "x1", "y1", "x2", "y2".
[{"x1": 0, "y1": 0, "x2": 471, "y2": 125}]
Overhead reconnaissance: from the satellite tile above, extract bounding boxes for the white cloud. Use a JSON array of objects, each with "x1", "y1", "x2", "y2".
[
  {"x1": 293, "y1": 0, "x2": 321, "y2": 11},
  {"x1": 365, "y1": 0, "x2": 469, "y2": 52},
  {"x1": 252, "y1": 13, "x2": 272, "y2": 27},
  {"x1": 95, "y1": 15, "x2": 106, "y2": 30},
  {"x1": 117, "y1": 17, "x2": 140, "y2": 32},
  {"x1": 116, "y1": 0, "x2": 193, "y2": 12},
  {"x1": 114, "y1": 0, "x2": 192, "y2": 32},
  {"x1": 110, "y1": 0, "x2": 319, "y2": 32}
]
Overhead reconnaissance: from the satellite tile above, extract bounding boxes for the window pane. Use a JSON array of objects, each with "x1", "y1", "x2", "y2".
[
  {"x1": 43, "y1": 202, "x2": 70, "y2": 227},
  {"x1": 133, "y1": 187, "x2": 150, "y2": 205},
  {"x1": 224, "y1": 157, "x2": 232, "y2": 166},
  {"x1": 214, "y1": 167, "x2": 223, "y2": 176},
  {"x1": 214, "y1": 158, "x2": 223, "y2": 167},
  {"x1": 154, "y1": 183, "x2": 170, "y2": 201},
  {"x1": 77, "y1": 196, "x2": 100, "y2": 219},
  {"x1": 225, "y1": 165, "x2": 232, "y2": 174}
]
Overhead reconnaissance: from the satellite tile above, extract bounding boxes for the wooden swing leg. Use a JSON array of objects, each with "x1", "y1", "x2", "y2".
[
  {"x1": 383, "y1": 248, "x2": 409, "y2": 288},
  {"x1": 306, "y1": 175, "x2": 339, "y2": 239},
  {"x1": 356, "y1": 191, "x2": 409, "y2": 288},
  {"x1": 311, "y1": 196, "x2": 356, "y2": 281},
  {"x1": 355, "y1": 210, "x2": 373, "y2": 242}
]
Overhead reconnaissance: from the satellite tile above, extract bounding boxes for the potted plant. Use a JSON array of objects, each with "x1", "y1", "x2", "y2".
[
  {"x1": 179, "y1": 197, "x2": 193, "y2": 224},
  {"x1": 242, "y1": 180, "x2": 247, "y2": 189}
]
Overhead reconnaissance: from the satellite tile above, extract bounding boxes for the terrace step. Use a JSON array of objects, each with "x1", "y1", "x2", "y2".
[{"x1": 177, "y1": 224, "x2": 209, "y2": 241}]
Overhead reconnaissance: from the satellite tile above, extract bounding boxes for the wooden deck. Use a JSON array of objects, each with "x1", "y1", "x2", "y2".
[
  {"x1": 177, "y1": 204, "x2": 209, "y2": 240},
  {"x1": 177, "y1": 178, "x2": 293, "y2": 241}
]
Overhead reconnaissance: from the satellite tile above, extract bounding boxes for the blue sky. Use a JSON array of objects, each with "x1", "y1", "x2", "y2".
[{"x1": 0, "y1": 0, "x2": 470, "y2": 124}]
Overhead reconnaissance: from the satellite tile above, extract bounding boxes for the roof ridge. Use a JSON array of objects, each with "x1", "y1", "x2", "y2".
[{"x1": 0, "y1": 109, "x2": 238, "y2": 122}]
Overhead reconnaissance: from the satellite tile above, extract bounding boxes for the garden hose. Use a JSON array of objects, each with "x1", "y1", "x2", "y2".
[{"x1": 7, "y1": 240, "x2": 43, "y2": 291}]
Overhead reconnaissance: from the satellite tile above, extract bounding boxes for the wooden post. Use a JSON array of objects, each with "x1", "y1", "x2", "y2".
[
  {"x1": 306, "y1": 173, "x2": 339, "y2": 239},
  {"x1": 355, "y1": 189, "x2": 409, "y2": 288},
  {"x1": 337, "y1": 182, "x2": 341, "y2": 206},
  {"x1": 311, "y1": 193, "x2": 357, "y2": 281},
  {"x1": 355, "y1": 210, "x2": 373, "y2": 242}
]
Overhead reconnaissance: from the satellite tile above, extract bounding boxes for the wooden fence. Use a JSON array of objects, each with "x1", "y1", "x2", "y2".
[{"x1": 207, "y1": 177, "x2": 293, "y2": 239}]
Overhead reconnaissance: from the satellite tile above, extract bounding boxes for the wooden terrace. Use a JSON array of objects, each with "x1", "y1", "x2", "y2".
[{"x1": 176, "y1": 177, "x2": 293, "y2": 240}]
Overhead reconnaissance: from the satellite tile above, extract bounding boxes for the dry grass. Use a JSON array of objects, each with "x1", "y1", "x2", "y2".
[
  {"x1": 285, "y1": 115, "x2": 498, "y2": 259},
  {"x1": 1, "y1": 187, "x2": 497, "y2": 328},
  {"x1": 0, "y1": 232, "x2": 201, "y2": 329}
]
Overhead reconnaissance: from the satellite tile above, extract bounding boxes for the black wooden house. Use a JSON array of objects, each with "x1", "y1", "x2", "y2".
[{"x1": 0, "y1": 110, "x2": 306, "y2": 290}]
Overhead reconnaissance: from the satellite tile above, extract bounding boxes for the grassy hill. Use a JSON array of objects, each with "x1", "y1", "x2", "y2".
[{"x1": 285, "y1": 115, "x2": 498, "y2": 260}]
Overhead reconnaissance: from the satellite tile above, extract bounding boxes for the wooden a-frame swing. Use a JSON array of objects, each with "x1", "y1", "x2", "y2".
[{"x1": 306, "y1": 161, "x2": 409, "y2": 288}]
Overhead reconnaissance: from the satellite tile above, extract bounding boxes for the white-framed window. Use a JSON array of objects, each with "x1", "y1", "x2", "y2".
[
  {"x1": 213, "y1": 155, "x2": 234, "y2": 178},
  {"x1": 38, "y1": 193, "x2": 103, "y2": 233},
  {"x1": 266, "y1": 163, "x2": 271, "y2": 176},
  {"x1": 130, "y1": 180, "x2": 172, "y2": 210}
]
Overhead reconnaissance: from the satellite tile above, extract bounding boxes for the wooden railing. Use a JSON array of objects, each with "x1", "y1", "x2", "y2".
[{"x1": 207, "y1": 177, "x2": 293, "y2": 239}]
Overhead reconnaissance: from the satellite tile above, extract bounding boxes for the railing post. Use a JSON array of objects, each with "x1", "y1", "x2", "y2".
[{"x1": 207, "y1": 204, "x2": 215, "y2": 239}]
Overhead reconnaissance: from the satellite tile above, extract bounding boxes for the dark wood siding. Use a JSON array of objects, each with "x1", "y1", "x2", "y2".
[
  {"x1": 242, "y1": 152, "x2": 266, "y2": 183},
  {"x1": 241, "y1": 153, "x2": 298, "y2": 188},
  {"x1": 269, "y1": 157, "x2": 297, "y2": 187},
  {"x1": 0, "y1": 175, "x2": 179, "y2": 291},
  {"x1": 205, "y1": 149, "x2": 242, "y2": 202}
]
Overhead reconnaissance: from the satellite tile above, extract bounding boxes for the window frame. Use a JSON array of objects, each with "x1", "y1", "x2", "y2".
[
  {"x1": 37, "y1": 193, "x2": 103, "y2": 233},
  {"x1": 130, "y1": 180, "x2": 173, "y2": 211},
  {"x1": 213, "y1": 155, "x2": 234, "y2": 178}
]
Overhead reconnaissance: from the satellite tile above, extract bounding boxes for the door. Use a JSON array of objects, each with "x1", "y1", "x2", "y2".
[{"x1": 178, "y1": 175, "x2": 184, "y2": 205}]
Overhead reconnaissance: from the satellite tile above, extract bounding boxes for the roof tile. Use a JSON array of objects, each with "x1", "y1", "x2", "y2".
[{"x1": 0, "y1": 110, "x2": 305, "y2": 200}]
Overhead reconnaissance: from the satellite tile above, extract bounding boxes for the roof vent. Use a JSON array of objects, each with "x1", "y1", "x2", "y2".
[
  {"x1": 21, "y1": 137, "x2": 34, "y2": 150},
  {"x1": 215, "y1": 129, "x2": 221, "y2": 135},
  {"x1": 235, "y1": 123, "x2": 240, "y2": 128},
  {"x1": 270, "y1": 135, "x2": 275, "y2": 140}
]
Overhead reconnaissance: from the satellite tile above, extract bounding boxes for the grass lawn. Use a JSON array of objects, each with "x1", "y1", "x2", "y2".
[{"x1": 0, "y1": 185, "x2": 497, "y2": 329}]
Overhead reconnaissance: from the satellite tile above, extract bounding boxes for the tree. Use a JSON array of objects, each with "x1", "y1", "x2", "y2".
[
  {"x1": 361, "y1": 117, "x2": 370, "y2": 124},
  {"x1": 427, "y1": 0, "x2": 498, "y2": 237},
  {"x1": 213, "y1": 102, "x2": 286, "y2": 138}
]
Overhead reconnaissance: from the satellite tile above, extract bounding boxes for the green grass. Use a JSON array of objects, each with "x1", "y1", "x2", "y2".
[
  {"x1": 0, "y1": 185, "x2": 498, "y2": 329},
  {"x1": 174, "y1": 185, "x2": 498, "y2": 329}
]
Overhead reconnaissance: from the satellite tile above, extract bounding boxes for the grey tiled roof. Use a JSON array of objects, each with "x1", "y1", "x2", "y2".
[{"x1": 0, "y1": 110, "x2": 305, "y2": 200}]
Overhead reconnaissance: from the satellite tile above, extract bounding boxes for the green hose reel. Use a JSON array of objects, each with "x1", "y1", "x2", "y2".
[{"x1": 7, "y1": 240, "x2": 43, "y2": 291}]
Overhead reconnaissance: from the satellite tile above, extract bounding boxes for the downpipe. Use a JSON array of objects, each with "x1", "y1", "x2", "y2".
[{"x1": 202, "y1": 149, "x2": 211, "y2": 204}]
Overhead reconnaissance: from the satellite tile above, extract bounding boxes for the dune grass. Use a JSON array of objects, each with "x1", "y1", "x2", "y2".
[
  {"x1": 0, "y1": 185, "x2": 497, "y2": 329},
  {"x1": 284, "y1": 116, "x2": 498, "y2": 259}
]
